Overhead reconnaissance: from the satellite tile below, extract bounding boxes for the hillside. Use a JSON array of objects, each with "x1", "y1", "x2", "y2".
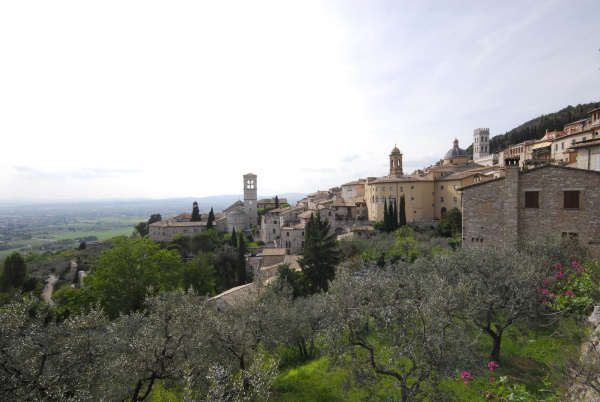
[{"x1": 466, "y1": 101, "x2": 600, "y2": 157}]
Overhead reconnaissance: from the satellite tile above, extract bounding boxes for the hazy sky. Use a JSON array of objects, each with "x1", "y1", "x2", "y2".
[{"x1": 1, "y1": 0, "x2": 599, "y2": 201}]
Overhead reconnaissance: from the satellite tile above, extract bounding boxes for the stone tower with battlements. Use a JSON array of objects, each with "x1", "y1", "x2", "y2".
[
  {"x1": 243, "y1": 173, "x2": 258, "y2": 226},
  {"x1": 473, "y1": 128, "x2": 490, "y2": 161},
  {"x1": 389, "y1": 146, "x2": 403, "y2": 177}
]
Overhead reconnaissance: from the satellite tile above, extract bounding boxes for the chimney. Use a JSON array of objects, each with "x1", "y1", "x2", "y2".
[{"x1": 503, "y1": 158, "x2": 520, "y2": 248}]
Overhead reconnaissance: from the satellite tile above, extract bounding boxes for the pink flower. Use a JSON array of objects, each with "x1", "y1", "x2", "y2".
[
  {"x1": 572, "y1": 261, "x2": 579, "y2": 268},
  {"x1": 542, "y1": 289, "x2": 550, "y2": 296},
  {"x1": 464, "y1": 381, "x2": 469, "y2": 385},
  {"x1": 488, "y1": 361, "x2": 499, "y2": 371},
  {"x1": 543, "y1": 279, "x2": 550, "y2": 284},
  {"x1": 555, "y1": 271, "x2": 565, "y2": 280},
  {"x1": 461, "y1": 371, "x2": 472, "y2": 380},
  {"x1": 490, "y1": 377, "x2": 495, "y2": 382},
  {"x1": 566, "y1": 290, "x2": 575, "y2": 297},
  {"x1": 554, "y1": 263, "x2": 562, "y2": 270}
]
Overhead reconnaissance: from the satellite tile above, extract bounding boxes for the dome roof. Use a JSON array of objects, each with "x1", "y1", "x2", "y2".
[
  {"x1": 444, "y1": 139, "x2": 467, "y2": 159},
  {"x1": 390, "y1": 146, "x2": 401, "y2": 155}
]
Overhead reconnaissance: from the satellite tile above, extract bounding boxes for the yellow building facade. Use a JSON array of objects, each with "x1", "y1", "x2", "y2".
[{"x1": 364, "y1": 146, "x2": 490, "y2": 223}]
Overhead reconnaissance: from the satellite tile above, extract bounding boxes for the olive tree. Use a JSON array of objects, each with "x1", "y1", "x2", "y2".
[
  {"x1": 432, "y1": 246, "x2": 550, "y2": 362},
  {"x1": 0, "y1": 297, "x2": 110, "y2": 400},
  {"x1": 104, "y1": 290, "x2": 211, "y2": 401},
  {"x1": 324, "y1": 261, "x2": 472, "y2": 401}
]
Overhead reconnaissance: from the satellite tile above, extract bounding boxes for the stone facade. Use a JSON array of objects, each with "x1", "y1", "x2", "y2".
[
  {"x1": 363, "y1": 144, "x2": 494, "y2": 223},
  {"x1": 473, "y1": 128, "x2": 490, "y2": 161},
  {"x1": 149, "y1": 173, "x2": 258, "y2": 242},
  {"x1": 149, "y1": 220, "x2": 208, "y2": 242},
  {"x1": 461, "y1": 164, "x2": 600, "y2": 257}
]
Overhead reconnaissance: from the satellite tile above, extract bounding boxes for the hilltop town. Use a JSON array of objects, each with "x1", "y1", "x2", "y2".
[{"x1": 149, "y1": 105, "x2": 600, "y2": 272}]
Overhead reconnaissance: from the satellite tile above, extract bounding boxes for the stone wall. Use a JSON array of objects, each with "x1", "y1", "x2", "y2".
[
  {"x1": 462, "y1": 166, "x2": 600, "y2": 257},
  {"x1": 462, "y1": 178, "x2": 505, "y2": 249}
]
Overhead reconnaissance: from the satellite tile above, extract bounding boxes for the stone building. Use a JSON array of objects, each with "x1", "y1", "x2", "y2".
[
  {"x1": 149, "y1": 173, "x2": 258, "y2": 242},
  {"x1": 257, "y1": 197, "x2": 287, "y2": 209},
  {"x1": 569, "y1": 138, "x2": 600, "y2": 171},
  {"x1": 148, "y1": 220, "x2": 208, "y2": 242},
  {"x1": 496, "y1": 107, "x2": 600, "y2": 168},
  {"x1": 461, "y1": 161, "x2": 600, "y2": 257},
  {"x1": 364, "y1": 143, "x2": 493, "y2": 223}
]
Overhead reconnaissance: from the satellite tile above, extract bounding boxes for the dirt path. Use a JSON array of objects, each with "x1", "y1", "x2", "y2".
[{"x1": 42, "y1": 274, "x2": 58, "y2": 306}]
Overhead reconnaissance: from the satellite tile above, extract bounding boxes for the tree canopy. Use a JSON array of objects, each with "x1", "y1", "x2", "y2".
[{"x1": 298, "y1": 212, "x2": 341, "y2": 294}]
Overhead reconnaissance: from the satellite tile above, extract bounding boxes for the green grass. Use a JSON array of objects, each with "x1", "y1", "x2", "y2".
[
  {"x1": 272, "y1": 357, "x2": 402, "y2": 401},
  {"x1": 440, "y1": 317, "x2": 588, "y2": 400},
  {"x1": 271, "y1": 316, "x2": 589, "y2": 401}
]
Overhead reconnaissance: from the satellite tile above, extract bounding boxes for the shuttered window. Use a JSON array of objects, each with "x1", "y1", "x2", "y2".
[{"x1": 564, "y1": 191, "x2": 580, "y2": 209}]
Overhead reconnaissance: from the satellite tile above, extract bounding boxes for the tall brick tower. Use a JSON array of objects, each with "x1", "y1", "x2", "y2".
[
  {"x1": 389, "y1": 146, "x2": 403, "y2": 177},
  {"x1": 473, "y1": 128, "x2": 490, "y2": 161},
  {"x1": 243, "y1": 173, "x2": 258, "y2": 227}
]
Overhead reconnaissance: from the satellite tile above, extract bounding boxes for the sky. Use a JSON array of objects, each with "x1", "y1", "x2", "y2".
[{"x1": 0, "y1": 0, "x2": 599, "y2": 201}]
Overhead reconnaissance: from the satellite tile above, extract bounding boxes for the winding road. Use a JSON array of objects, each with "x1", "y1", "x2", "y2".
[{"x1": 42, "y1": 274, "x2": 58, "y2": 306}]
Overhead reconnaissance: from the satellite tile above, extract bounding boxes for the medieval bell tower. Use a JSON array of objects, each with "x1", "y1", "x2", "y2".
[
  {"x1": 243, "y1": 173, "x2": 258, "y2": 226},
  {"x1": 389, "y1": 146, "x2": 403, "y2": 177}
]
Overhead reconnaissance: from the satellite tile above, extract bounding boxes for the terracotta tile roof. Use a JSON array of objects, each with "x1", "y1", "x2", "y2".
[
  {"x1": 224, "y1": 200, "x2": 244, "y2": 213},
  {"x1": 370, "y1": 175, "x2": 432, "y2": 184}
]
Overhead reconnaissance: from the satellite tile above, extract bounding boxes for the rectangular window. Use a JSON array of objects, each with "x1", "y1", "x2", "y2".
[
  {"x1": 564, "y1": 191, "x2": 580, "y2": 209},
  {"x1": 440, "y1": 197, "x2": 444, "y2": 202},
  {"x1": 562, "y1": 232, "x2": 578, "y2": 240},
  {"x1": 524, "y1": 191, "x2": 539, "y2": 208},
  {"x1": 440, "y1": 185, "x2": 444, "y2": 190},
  {"x1": 555, "y1": 144, "x2": 558, "y2": 151},
  {"x1": 410, "y1": 185, "x2": 414, "y2": 190},
  {"x1": 561, "y1": 142, "x2": 564, "y2": 150}
]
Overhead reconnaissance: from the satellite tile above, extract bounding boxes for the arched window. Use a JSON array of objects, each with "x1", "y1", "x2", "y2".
[{"x1": 441, "y1": 207, "x2": 447, "y2": 217}]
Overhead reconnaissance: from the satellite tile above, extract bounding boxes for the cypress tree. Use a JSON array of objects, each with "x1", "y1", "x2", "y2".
[
  {"x1": 237, "y1": 232, "x2": 247, "y2": 284},
  {"x1": 191, "y1": 201, "x2": 201, "y2": 221},
  {"x1": 399, "y1": 195, "x2": 407, "y2": 227},
  {"x1": 207, "y1": 208, "x2": 215, "y2": 230},
  {"x1": 383, "y1": 198, "x2": 390, "y2": 232},
  {"x1": 274, "y1": 195, "x2": 279, "y2": 209},
  {"x1": 0, "y1": 252, "x2": 27, "y2": 291},
  {"x1": 230, "y1": 227, "x2": 238, "y2": 247},
  {"x1": 391, "y1": 201, "x2": 398, "y2": 231}
]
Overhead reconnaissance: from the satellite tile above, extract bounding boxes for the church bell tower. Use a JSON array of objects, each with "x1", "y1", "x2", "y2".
[
  {"x1": 389, "y1": 146, "x2": 403, "y2": 177},
  {"x1": 243, "y1": 173, "x2": 258, "y2": 226}
]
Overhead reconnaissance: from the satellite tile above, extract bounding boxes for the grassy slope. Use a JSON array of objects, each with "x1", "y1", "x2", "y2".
[{"x1": 272, "y1": 317, "x2": 588, "y2": 401}]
